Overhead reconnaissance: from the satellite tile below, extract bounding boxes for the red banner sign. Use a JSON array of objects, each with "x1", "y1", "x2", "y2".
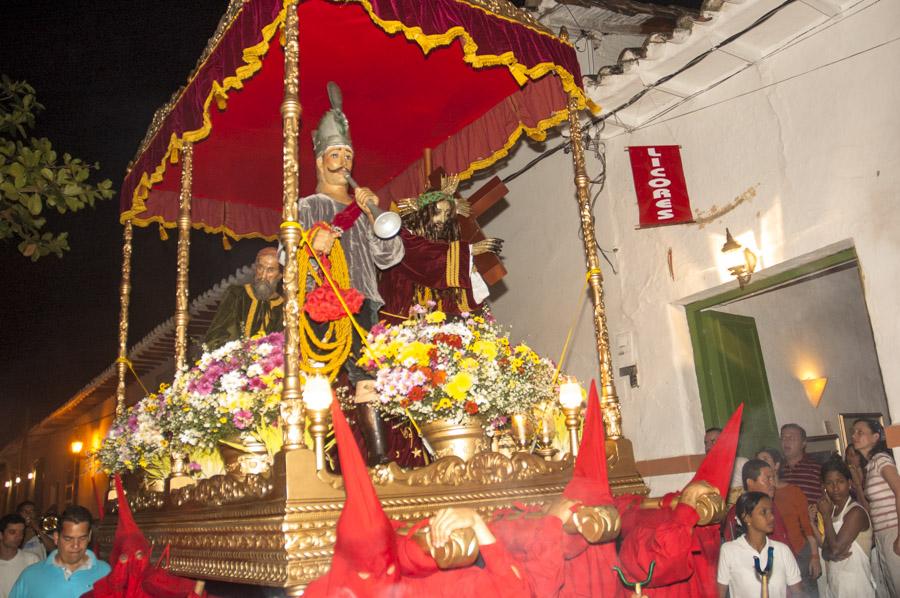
[{"x1": 627, "y1": 145, "x2": 693, "y2": 228}]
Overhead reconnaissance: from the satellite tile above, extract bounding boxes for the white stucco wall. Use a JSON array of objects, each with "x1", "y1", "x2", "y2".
[
  {"x1": 483, "y1": 0, "x2": 899, "y2": 492},
  {"x1": 714, "y1": 265, "x2": 889, "y2": 441}
]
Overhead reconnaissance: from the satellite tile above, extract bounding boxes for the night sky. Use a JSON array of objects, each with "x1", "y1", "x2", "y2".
[{"x1": 0, "y1": 1, "x2": 270, "y2": 444}]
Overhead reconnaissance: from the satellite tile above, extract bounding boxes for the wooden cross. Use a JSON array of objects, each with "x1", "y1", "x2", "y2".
[{"x1": 426, "y1": 166, "x2": 508, "y2": 285}]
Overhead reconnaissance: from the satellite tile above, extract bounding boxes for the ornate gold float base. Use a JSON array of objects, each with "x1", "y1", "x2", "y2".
[
  {"x1": 605, "y1": 437, "x2": 648, "y2": 496},
  {"x1": 96, "y1": 443, "x2": 646, "y2": 593}
]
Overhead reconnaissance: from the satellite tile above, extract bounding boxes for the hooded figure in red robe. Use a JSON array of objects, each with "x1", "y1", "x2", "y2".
[
  {"x1": 85, "y1": 475, "x2": 208, "y2": 598},
  {"x1": 489, "y1": 380, "x2": 624, "y2": 597},
  {"x1": 302, "y1": 399, "x2": 533, "y2": 597},
  {"x1": 616, "y1": 404, "x2": 744, "y2": 597}
]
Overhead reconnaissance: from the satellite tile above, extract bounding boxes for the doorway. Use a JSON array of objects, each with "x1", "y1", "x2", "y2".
[{"x1": 686, "y1": 247, "x2": 890, "y2": 457}]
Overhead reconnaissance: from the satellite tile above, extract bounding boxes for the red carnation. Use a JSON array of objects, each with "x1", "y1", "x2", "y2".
[
  {"x1": 408, "y1": 386, "x2": 425, "y2": 402},
  {"x1": 432, "y1": 370, "x2": 447, "y2": 385},
  {"x1": 464, "y1": 401, "x2": 479, "y2": 415},
  {"x1": 304, "y1": 285, "x2": 364, "y2": 322}
]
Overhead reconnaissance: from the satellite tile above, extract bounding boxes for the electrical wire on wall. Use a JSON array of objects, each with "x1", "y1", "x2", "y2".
[{"x1": 502, "y1": 0, "x2": 880, "y2": 262}]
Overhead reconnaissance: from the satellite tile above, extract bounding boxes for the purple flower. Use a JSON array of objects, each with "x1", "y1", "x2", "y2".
[
  {"x1": 188, "y1": 461, "x2": 202, "y2": 472},
  {"x1": 232, "y1": 409, "x2": 253, "y2": 430},
  {"x1": 248, "y1": 377, "x2": 266, "y2": 390}
]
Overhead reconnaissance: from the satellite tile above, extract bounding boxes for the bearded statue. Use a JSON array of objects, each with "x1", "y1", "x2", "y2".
[{"x1": 203, "y1": 247, "x2": 284, "y2": 350}]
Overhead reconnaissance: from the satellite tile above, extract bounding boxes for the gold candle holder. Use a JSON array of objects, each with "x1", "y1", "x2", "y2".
[
  {"x1": 510, "y1": 413, "x2": 530, "y2": 452},
  {"x1": 167, "y1": 451, "x2": 195, "y2": 490},
  {"x1": 559, "y1": 380, "x2": 583, "y2": 457},
  {"x1": 535, "y1": 410, "x2": 558, "y2": 460},
  {"x1": 302, "y1": 375, "x2": 333, "y2": 471}
]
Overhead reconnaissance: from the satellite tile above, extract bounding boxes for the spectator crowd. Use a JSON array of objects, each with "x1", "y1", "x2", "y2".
[{"x1": 715, "y1": 418, "x2": 900, "y2": 597}]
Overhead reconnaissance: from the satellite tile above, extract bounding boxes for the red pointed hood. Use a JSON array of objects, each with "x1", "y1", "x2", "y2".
[
  {"x1": 690, "y1": 404, "x2": 744, "y2": 497},
  {"x1": 306, "y1": 401, "x2": 400, "y2": 597},
  {"x1": 110, "y1": 474, "x2": 151, "y2": 566},
  {"x1": 563, "y1": 380, "x2": 612, "y2": 505}
]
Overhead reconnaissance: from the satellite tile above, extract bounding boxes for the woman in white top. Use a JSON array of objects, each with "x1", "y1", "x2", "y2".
[
  {"x1": 853, "y1": 418, "x2": 900, "y2": 597},
  {"x1": 817, "y1": 456, "x2": 875, "y2": 596},
  {"x1": 718, "y1": 491, "x2": 803, "y2": 598}
]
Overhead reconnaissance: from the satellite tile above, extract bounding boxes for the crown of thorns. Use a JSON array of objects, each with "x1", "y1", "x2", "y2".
[{"x1": 396, "y1": 174, "x2": 460, "y2": 216}]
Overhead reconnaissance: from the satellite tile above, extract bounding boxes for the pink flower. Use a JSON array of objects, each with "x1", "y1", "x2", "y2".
[{"x1": 232, "y1": 409, "x2": 253, "y2": 430}]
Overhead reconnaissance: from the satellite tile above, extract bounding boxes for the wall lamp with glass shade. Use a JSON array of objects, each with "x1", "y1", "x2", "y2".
[
  {"x1": 721, "y1": 228, "x2": 758, "y2": 289},
  {"x1": 70, "y1": 440, "x2": 84, "y2": 455},
  {"x1": 801, "y1": 377, "x2": 827, "y2": 408}
]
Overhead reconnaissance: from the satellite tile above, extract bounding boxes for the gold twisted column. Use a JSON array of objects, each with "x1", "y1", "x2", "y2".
[
  {"x1": 561, "y1": 50, "x2": 646, "y2": 493},
  {"x1": 565, "y1": 95, "x2": 622, "y2": 440},
  {"x1": 115, "y1": 220, "x2": 133, "y2": 417},
  {"x1": 279, "y1": 0, "x2": 305, "y2": 450},
  {"x1": 174, "y1": 141, "x2": 193, "y2": 372}
]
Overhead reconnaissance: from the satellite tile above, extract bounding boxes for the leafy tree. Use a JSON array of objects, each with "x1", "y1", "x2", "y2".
[{"x1": 0, "y1": 75, "x2": 115, "y2": 260}]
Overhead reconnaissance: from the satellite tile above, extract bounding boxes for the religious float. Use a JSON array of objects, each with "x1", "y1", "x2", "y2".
[{"x1": 96, "y1": 0, "x2": 650, "y2": 594}]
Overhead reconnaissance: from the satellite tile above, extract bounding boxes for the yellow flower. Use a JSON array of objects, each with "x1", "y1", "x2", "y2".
[
  {"x1": 436, "y1": 398, "x2": 454, "y2": 410},
  {"x1": 471, "y1": 340, "x2": 498, "y2": 360},
  {"x1": 445, "y1": 372, "x2": 474, "y2": 401},
  {"x1": 510, "y1": 357, "x2": 524, "y2": 370},
  {"x1": 398, "y1": 341, "x2": 434, "y2": 366},
  {"x1": 514, "y1": 344, "x2": 531, "y2": 355},
  {"x1": 459, "y1": 357, "x2": 478, "y2": 371},
  {"x1": 219, "y1": 417, "x2": 228, "y2": 424},
  {"x1": 426, "y1": 311, "x2": 447, "y2": 324}
]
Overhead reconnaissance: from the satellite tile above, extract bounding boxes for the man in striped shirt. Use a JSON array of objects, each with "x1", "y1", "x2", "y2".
[{"x1": 780, "y1": 423, "x2": 823, "y2": 504}]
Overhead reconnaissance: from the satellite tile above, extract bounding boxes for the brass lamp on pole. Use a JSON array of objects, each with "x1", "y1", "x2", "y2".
[
  {"x1": 559, "y1": 379, "x2": 583, "y2": 457},
  {"x1": 303, "y1": 375, "x2": 333, "y2": 471}
]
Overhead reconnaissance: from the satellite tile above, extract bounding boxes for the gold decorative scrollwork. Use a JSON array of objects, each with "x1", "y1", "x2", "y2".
[
  {"x1": 322, "y1": 451, "x2": 573, "y2": 488},
  {"x1": 167, "y1": 473, "x2": 274, "y2": 508}
]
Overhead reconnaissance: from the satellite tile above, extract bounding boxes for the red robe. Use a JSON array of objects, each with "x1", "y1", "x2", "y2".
[
  {"x1": 488, "y1": 506, "x2": 624, "y2": 598},
  {"x1": 617, "y1": 497, "x2": 720, "y2": 597},
  {"x1": 378, "y1": 230, "x2": 479, "y2": 323},
  {"x1": 304, "y1": 537, "x2": 533, "y2": 598}
]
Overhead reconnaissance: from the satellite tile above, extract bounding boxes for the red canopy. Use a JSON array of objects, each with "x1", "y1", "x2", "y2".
[{"x1": 121, "y1": 0, "x2": 598, "y2": 240}]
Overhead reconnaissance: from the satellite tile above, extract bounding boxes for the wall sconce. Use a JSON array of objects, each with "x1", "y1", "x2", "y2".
[
  {"x1": 70, "y1": 440, "x2": 84, "y2": 455},
  {"x1": 721, "y1": 228, "x2": 758, "y2": 289},
  {"x1": 3, "y1": 481, "x2": 9, "y2": 489},
  {"x1": 801, "y1": 377, "x2": 827, "y2": 408},
  {"x1": 14, "y1": 476, "x2": 21, "y2": 485},
  {"x1": 26, "y1": 472, "x2": 33, "y2": 480}
]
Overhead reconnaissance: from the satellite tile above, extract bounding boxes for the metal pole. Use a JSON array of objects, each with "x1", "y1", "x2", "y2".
[
  {"x1": 565, "y1": 91, "x2": 624, "y2": 440},
  {"x1": 115, "y1": 220, "x2": 133, "y2": 416},
  {"x1": 174, "y1": 142, "x2": 193, "y2": 371},
  {"x1": 279, "y1": 0, "x2": 305, "y2": 451}
]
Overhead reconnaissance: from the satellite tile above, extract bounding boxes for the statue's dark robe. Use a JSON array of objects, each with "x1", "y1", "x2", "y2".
[{"x1": 203, "y1": 284, "x2": 284, "y2": 349}]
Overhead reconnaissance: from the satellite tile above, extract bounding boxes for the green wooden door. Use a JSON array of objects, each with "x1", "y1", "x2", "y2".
[{"x1": 694, "y1": 310, "x2": 779, "y2": 457}]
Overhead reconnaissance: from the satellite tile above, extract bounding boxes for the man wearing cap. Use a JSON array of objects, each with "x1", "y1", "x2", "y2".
[
  {"x1": 298, "y1": 82, "x2": 404, "y2": 466},
  {"x1": 203, "y1": 246, "x2": 284, "y2": 350},
  {"x1": 379, "y1": 179, "x2": 502, "y2": 324}
]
